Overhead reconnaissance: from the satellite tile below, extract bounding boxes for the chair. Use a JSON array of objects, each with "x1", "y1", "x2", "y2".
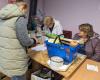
[{"x1": 63, "y1": 30, "x2": 72, "y2": 39}]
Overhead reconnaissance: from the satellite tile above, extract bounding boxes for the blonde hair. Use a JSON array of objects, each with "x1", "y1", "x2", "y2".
[
  {"x1": 16, "y1": 1, "x2": 28, "y2": 10},
  {"x1": 43, "y1": 16, "x2": 54, "y2": 25},
  {"x1": 79, "y1": 23, "x2": 94, "y2": 37}
]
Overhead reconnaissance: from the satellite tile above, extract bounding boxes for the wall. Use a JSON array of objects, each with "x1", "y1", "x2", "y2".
[
  {"x1": 44, "y1": 0, "x2": 100, "y2": 36},
  {"x1": 0, "y1": 0, "x2": 7, "y2": 9},
  {"x1": 37, "y1": 0, "x2": 45, "y2": 20}
]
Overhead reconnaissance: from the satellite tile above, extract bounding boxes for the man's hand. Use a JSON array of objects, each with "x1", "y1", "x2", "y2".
[{"x1": 32, "y1": 35, "x2": 39, "y2": 44}]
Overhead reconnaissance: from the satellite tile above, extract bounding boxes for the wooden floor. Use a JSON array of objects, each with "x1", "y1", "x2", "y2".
[
  {"x1": 2, "y1": 77, "x2": 10, "y2": 80},
  {"x1": 0, "y1": 70, "x2": 31, "y2": 80},
  {"x1": 0, "y1": 73, "x2": 10, "y2": 80}
]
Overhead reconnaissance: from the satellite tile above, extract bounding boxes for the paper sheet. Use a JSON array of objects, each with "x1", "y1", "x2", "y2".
[
  {"x1": 31, "y1": 44, "x2": 47, "y2": 51},
  {"x1": 87, "y1": 64, "x2": 98, "y2": 72},
  {"x1": 47, "y1": 60, "x2": 72, "y2": 71}
]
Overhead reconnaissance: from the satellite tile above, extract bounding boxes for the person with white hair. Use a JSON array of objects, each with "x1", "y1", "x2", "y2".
[{"x1": 43, "y1": 16, "x2": 63, "y2": 35}]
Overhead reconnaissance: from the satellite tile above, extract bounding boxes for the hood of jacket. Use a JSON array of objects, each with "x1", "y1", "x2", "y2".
[{"x1": 0, "y1": 4, "x2": 24, "y2": 20}]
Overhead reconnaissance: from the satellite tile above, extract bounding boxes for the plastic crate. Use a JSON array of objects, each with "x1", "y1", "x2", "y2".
[{"x1": 45, "y1": 40, "x2": 79, "y2": 63}]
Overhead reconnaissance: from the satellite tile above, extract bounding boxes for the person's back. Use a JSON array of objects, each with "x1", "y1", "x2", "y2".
[{"x1": 0, "y1": 2, "x2": 37, "y2": 80}]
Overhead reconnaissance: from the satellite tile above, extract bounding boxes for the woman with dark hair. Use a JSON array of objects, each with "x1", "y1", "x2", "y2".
[{"x1": 71, "y1": 23, "x2": 100, "y2": 62}]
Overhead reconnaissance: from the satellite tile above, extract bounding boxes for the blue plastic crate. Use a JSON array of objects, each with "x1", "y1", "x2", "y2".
[{"x1": 45, "y1": 40, "x2": 79, "y2": 64}]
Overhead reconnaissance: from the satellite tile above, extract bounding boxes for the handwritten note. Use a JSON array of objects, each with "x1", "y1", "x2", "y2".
[{"x1": 87, "y1": 64, "x2": 98, "y2": 72}]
